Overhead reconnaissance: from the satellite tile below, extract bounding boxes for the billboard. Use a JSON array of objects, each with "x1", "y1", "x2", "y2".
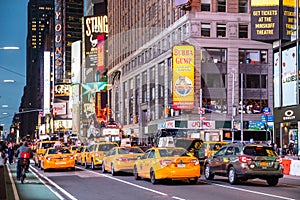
[
  {"x1": 273, "y1": 51, "x2": 281, "y2": 108},
  {"x1": 54, "y1": 84, "x2": 70, "y2": 97},
  {"x1": 282, "y1": 46, "x2": 297, "y2": 106},
  {"x1": 251, "y1": 0, "x2": 280, "y2": 41},
  {"x1": 43, "y1": 51, "x2": 51, "y2": 115},
  {"x1": 83, "y1": 15, "x2": 108, "y2": 69},
  {"x1": 172, "y1": 45, "x2": 195, "y2": 110},
  {"x1": 71, "y1": 41, "x2": 81, "y2": 84},
  {"x1": 54, "y1": 0, "x2": 65, "y2": 81},
  {"x1": 282, "y1": 0, "x2": 299, "y2": 41}
]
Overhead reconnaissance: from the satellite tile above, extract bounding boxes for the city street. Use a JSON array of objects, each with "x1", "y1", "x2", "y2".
[{"x1": 21, "y1": 164, "x2": 299, "y2": 200}]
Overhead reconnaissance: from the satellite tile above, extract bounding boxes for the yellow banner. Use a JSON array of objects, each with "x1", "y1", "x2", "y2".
[
  {"x1": 251, "y1": 0, "x2": 279, "y2": 6},
  {"x1": 172, "y1": 45, "x2": 194, "y2": 110}
]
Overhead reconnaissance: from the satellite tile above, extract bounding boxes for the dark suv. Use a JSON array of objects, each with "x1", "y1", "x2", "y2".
[{"x1": 204, "y1": 143, "x2": 283, "y2": 186}]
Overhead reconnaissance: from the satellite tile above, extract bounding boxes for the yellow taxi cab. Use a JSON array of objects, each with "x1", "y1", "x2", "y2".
[
  {"x1": 102, "y1": 146, "x2": 144, "y2": 176},
  {"x1": 40, "y1": 147, "x2": 75, "y2": 172},
  {"x1": 68, "y1": 145, "x2": 79, "y2": 162},
  {"x1": 34, "y1": 140, "x2": 62, "y2": 168},
  {"x1": 76, "y1": 146, "x2": 89, "y2": 166},
  {"x1": 85, "y1": 142, "x2": 118, "y2": 169},
  {"x1": 133, "y1": 147, "x2": 200, "y2": 184},
  {"x1": 198, "y1": 141, "x2": 229, "y2": 160}
]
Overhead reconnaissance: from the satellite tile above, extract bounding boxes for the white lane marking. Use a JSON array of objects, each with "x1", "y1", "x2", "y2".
[
  {"x1": 80, "y1": 167, "x2": 186, "y2": 200},
  {"x1": 207, "y1": 181, "x2": 296, "y2": 200},
  {"x1": 31, "y1": 166, "x2": 78, "y2": 200},
  {"x1": 6, "y1": 165, "x2": 20, "y2": 200},
  {"x1": 29, "y1": 166, "x2": 64, "y2": 200}
]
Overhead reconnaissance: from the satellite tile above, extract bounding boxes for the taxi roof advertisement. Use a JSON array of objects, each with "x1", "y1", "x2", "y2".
[{"x1": 172, "y1": 45, "x2": 195, "y2": 110}]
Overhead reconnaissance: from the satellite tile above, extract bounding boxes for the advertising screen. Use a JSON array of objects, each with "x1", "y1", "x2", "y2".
[
  {"x1": 273, "y1": 51, "x2": 280, "y2": 107},
  {"x1": 282, "y1": 46, "x2": 297, "y2": 106}
]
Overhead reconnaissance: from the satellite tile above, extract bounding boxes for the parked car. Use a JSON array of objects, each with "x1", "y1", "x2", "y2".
[
  {"x1": 133, "y1": 147, "x2": 200, "y2": 184},
  {"x1": 85, "y1": 142, "x2": 118, "y2": 169},
  {"x1": 102, "y1": 146, "x2": 144, "y2": 175},
  {"x1": 40, "y1": 147, "x2": 75, "y2": 172},
  {"x1": 204, "y1": 143, "x2": 283, "y2": 186}
]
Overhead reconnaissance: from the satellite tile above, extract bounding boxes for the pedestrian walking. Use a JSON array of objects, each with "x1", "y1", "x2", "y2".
[{"x1": 7, "y1": 142, "x2": 14, "y2": 164}]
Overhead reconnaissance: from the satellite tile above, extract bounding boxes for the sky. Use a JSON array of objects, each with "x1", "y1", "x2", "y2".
[{"x1": 0, "y1": 0, "x2": 27, "y2": 131}]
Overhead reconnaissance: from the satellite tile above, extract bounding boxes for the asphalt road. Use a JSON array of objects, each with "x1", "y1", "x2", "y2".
[{"x1": 28, "y1": 165, "x2": 300, "y2": 200}]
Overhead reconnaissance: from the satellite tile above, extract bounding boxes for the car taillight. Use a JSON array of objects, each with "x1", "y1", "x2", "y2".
[
  {"x1": 69, "y1": 156, "x2": 74, "y2": 159},
  {"x1": 239, "y1": 156, "x2": 252, "y2": 163},
  {"x1": 159, "y1": 160, "x2": 172, "y2": 166},
  {"x1": 116, "y1": 157, "x2": 128, "y2": 161},
  {"x1": 46, "y1": 156, "x2": 54, "y2": 161},
  {"x1": 276, "y1": 157, "x2": 282, "y2": 164},
  {"x1": 191, "y1": 159, "x2": 199, "y2": 165}
]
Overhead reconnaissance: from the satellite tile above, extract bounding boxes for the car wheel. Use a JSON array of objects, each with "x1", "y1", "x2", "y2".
[
  {"x1": 111, "y1": 163, "x2": 117, "y2": 176},
  {"x1": 204, "y1": 164, "x2": 214, "y2": 180},
  {"x1": 189, "y1": 178, "x2": 198, "y2": 184},
  {"x1": 266, "y1": 177, "x2": 279, "y2": 186},
  {"x1": 228, "y1": 167, "x2": 239, "y2": 185},
  {"x1": 133, "y1": 165, "x2": 140, "y2": 180},
  {"x1": 102, "y1": 163, "x2": 106, "y2": 173},
  {"x1": 91, "y1": 159, "x2": 95, "y2": 170},
  {"x1": 84, "y1": 161, "x2": 89, "y2": 169},
  {"x1": 70, "y1": 167, "x2": 75, "y2": 171},
  {"x1": 150, "y1": 169, "x2": 158, "y2": 184}
]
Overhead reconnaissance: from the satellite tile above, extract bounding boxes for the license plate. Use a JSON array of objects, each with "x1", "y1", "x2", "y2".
[
  {"x1": 177, "y1": 164, "x2": 185, "y2": 168},
  {"x1": 260, "y1": 162, "x2": 268, "y2": 167},
  {"x1": 56, "y1": 162, "x2": 66, "y2": 165}
]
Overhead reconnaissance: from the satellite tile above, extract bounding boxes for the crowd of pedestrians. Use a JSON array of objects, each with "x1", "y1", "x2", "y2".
[{"x1": 0, "y1": 140, "x2": 23, "y2": 165}]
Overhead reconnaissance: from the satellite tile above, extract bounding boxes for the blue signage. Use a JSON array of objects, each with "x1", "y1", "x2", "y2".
[{"x1": 263, "y1": 107, "x2": 271, "y2": 115}]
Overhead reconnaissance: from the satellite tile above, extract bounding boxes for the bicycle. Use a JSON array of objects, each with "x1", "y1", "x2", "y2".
[{"x1": 19, "y1": 158, "x2": 29, "y2": 184}]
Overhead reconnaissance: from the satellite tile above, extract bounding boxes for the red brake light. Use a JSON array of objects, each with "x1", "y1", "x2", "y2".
[
  {"x1": 239, "y1": 156, "x2": 252, "y2": 163},
  {"x1": 159, "y1": 160, "x2": 172, "y2": 166}
]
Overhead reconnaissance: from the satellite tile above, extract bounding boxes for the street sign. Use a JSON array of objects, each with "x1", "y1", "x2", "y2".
[
  {"x1": 198, "y1": 107, "x2": 205, "y2": 115},
  {"x1": 263, "y1": 107, "x2": 270, "y2": 115}
]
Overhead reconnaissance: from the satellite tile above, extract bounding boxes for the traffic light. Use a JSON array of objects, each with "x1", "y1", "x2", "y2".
[
  {"x1": 165, "y1": 107, "x2": 170, "y2": 115},
  {"x1": 107, "y1": 108, "x2": 112, "y2": 115}
]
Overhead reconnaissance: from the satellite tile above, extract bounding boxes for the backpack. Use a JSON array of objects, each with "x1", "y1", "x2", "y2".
[{"x1": 20, "y1": 152, "x2": 30, "y2": 158}]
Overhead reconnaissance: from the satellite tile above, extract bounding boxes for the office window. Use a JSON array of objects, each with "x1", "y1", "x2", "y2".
[
  {"x1": 239, "y1": 49, "x2": 268, "y2": 64},
  {"x1": 201, "y1": 0, "x2": 211, "y2": 11},
  {"x1": 201, "y1": 48, "x2": 227, "y2": 63},
  {"x1": 201, "y1": 23, "x2": 211, "y2": 37},
  {"x1": 218, "y1": 0, "x2": 226, "y2": 12},
  {"x1": 239, "y1": 24, "x2": 248, "y2": 38},
  {"x1": 217, "y1": 24, "x2": 226, "y2": 37},
  {"x1": 239, "y1": 0, "x2": 248, "y2": 13}
]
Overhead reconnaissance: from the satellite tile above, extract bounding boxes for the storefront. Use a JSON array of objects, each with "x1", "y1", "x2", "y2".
[{"x1": 274, "y1": 106, "x2": 300, "y2": 156}]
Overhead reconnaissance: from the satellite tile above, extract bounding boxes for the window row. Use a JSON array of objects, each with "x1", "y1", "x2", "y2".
[
  {"x1": 201, "y1": 0, "x2": 249, "y2": 13},
  {"x1": 201, "y1": 23, "x2": 248, "y2": 39}
]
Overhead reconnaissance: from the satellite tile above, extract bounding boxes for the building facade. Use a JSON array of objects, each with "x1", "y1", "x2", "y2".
[{"x1": 107, "y1": 0, "x2": 273, "y2": 143}]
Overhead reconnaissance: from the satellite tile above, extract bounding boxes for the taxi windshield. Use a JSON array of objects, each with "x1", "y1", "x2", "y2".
[
  {"x1": 118, "y1": 147, "x2": 144, "y2": 154},
  {"x1": 98, "y1": 144, "x2": 117, "y2": 151},
  {"x1": 159, "y1": 148, "x2": 189, "y2": 157},
  {"x1": 48, "y1": 148, "x2": 71, "y2": 154},
  {"x1": 41, "y1": 142, "x2": 56, "y2": 149}
]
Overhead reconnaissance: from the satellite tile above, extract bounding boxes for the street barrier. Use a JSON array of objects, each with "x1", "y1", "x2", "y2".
[
  {"x1": 289, "y1": 160, "x2": 300, "y2": 176},
  {"x1": 282, "y1": 159, "x2": 291, "y2": 175}
]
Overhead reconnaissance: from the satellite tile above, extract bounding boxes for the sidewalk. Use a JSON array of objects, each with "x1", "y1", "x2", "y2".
[{"x1": 1, "y1": 162, "x2": 61, "y2": 200}]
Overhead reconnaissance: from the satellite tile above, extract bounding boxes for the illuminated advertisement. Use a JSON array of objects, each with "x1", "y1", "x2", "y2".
[
  {"x1": 83, "y1": 15, "x2": 108, "y2": 69},
  {"x1": 282, "y1": 0, "x2": 299, "y2": 41},
  {"x1": 71, "y1": 41, "x2": 81, "y2": 84},
  {"x1": 53, "y1": 102, "x2": 67, "y2": 116},
  {"x1": 54, "y1": 119, "x2": 72, "y2": 132},
  {"x1": 54, "y1": 84, "x2": 70, "y2": 97},
  {"x1": 43, "y1": 51, "x2": 51, "y2": 115},
  {"x1": 251, "y1": 0, "x2": 280, "y2": 41},
  {"x1": 172, "y1": 45, "x2": 195, "y2": 110},
  {"x1": 282, "y1": 46, "x2": 297, "y2": 106},
  {"x1": 54, "y1": 0, "x2": 64, "y2": 81},
  {"x1": 174, "y1": 0, "x2": 189, "y2": 7},
  {"x1": 273, "y1": 51, "x2": 281, "y2": 108},
  {"x1": 97, "y1": 34, "x2": 105, "y2": 70}
]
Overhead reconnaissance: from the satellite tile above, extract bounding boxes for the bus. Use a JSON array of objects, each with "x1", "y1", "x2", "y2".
[{"x1": 222, "y1": 129, "x2": 272, "y2": 143}]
